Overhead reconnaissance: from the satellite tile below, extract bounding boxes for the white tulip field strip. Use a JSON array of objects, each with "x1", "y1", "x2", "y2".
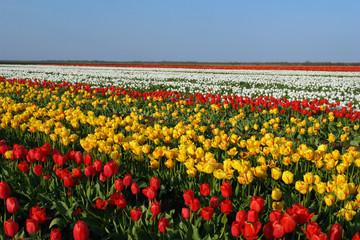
[{"x1": 1, "y1": 64, "x2": 360, "y2": 110}]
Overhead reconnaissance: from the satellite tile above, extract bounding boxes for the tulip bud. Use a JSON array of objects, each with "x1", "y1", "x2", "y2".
[
  {"x1": 220, "y1": 181, "x2": 232, "y2": 198},
  {"x1": 282, "y1": 171, "x2": 294, "y2": 184},
  {"x1": 150, "y1": 176, "x2": 161, "y2": 190},
  {"x1": 210, "y1": 196, "x2": 220, "y2": 209},
  {"x1": 4, "y1": 219, "x2": 19, "y2": 237},
  {"x1": 26, "y1": 219, "x2": 39, "y2": 234},
  {"x1": 131, "y1": 183, "x2": 140, "y2": 195},
  {"x1": 123, "y1": 173, "x2": 133, "y2": 186},
  {"x1": 50, "y1": 228, "x2": 62, "y2": 240},
  {"x1": 200, "y1": 183, "x2": 211, "y2": 197},
  {"x1": 158, "y1": 217, "x2": 169, "y2": 233},
  {"x1": 73, "y1": 220, "x2": 89, "y2": 240},
  {"x1": 0, "y1": 181, "x2": 11, "y2": 199},
  {"x1": 271, "y1": 167, "x2": 282, "y2": 180},
  {"x1": 6, "y1": 197, "x2": 19, "y2": 213},
  {"x1": 130, "y1": 208, "x2": 142, "y2": 221},
  {"x1": 115, "y1": 179, "x2": 124, "y2": 192},
  {"x1": 324, "y1": 194, "x2": 335, "y2": 206},
  {"x1": 271, "y1": 188, "x2": 282, "y2": 201},
  {"x1": 181, "y1": 208, "x2": 190, "y2": 219}
]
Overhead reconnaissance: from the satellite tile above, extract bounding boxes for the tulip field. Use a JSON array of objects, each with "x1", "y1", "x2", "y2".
[{"x1": 1, "y1": 64, "x2": 360, "y2": 239}]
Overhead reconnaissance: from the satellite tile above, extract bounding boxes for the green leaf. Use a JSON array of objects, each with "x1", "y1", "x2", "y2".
[
  {"x1": 49, "y1": 217, "x2": 66, "y2": 229},
  {"x1": 186, "y1": 224, "x2": 202, "y2": 240}
]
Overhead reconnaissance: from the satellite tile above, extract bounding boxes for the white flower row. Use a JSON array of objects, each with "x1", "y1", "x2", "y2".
[{"x1": 1, "y1": 64, "x2": 360, "y2": 110}]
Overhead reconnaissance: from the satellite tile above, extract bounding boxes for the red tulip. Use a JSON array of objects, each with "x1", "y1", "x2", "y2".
[
  {"x1": 150, "y1": 176, "x2": 161, "y2": 190},
  {"x1": 158, "y1": 217, "x2": 169, "y2": 233},
  {"x1": 200, "y1": 206, "x2": 214, "y2": 221},
  {"x1": 84, "y1": 153, "x2": 93, "y2": 165},
  {"x1": 64, "y1": 175, "x2": 74, "y2": 188},
  {"x1": 328, "y1": 224, "x2": 342, "y2": 240},
  {"x1": 183, "y1": 189, "x2": 195, "y2": 206},
  {"x1": 220, "y1": 181, "x2": 232, "y2": 198},
  {"x1": 93, "y1": 159, "x2": 102, "y2": 172},
  {"x1": 302, "y1": 221, "x2": 321, "y2": 239},
  {"x1": 311, "y1": 231, "x2": 328, "y2": 240},
  {"x1": 272, "y1": 221, "x2": 285, "y2": 239},
  {"x1": 250, "y1": 196, "x2": 264, "y2": 213},
  {"x1": 200, "y1": 183, "x2": 211, "y2": 196},
  {"x1": 74, "y1": 151, "x2": 83, "y2": 164},
  {"x1": 130, "y1": 208, "x2": 142, "y2": 221},
  {"x1": 115, "y1": 179, "x2": 124, "y2": 192},
  {"x1": 142, "y1": 186, "x2": 157, "y2": 200},
  {"x1": 150, "y1": 201, "x2": 161, "y2": 219},
  {"x1": 6, "y1": 197, "x2": 19, "y2": 213},
  {"x1": 247, "y1": 209, "x2": 259, "y2": 223},
  {"x1": 73, "y1": 220, "x2": 89, "y2": 240},
  {"x1": 241, "y1": 221, "x2": 262, "y2": 240},
  {"x1": 84, "y1": 166, "x2": 95, "y2": 177},
  {"x1": 352, "y1": 233, "x2": 360, "y2": 240},
  {"x1": 236, "y1": 210, "x2": 247, "y2": 225},
  {"x1": 99, "y1": 172, "x2": 107, "y2": 182},
  {"x1": 29, "y1": 205, "x2": 51, "y2": 224},
  {"x1": 103, "y1": 161, "x2": 118, "y2": 177},
  {"x1": 26, "y1": 219, "x2": 39, "y2": 234},
  {"x1": 190, "y1": 198, "x2": 201, "y2": 212},
  {"x1": 4, "y1": 219, "x2": 19, "y2": 237},
  {"x1": 289, "y1": 203, "x2": 314, "y2": 225},
  {"x1": 123, "y1": 173, "x2": 132, "y2": 186},
  {"x1": 131, "y1": 183, "x2": 140, "y2": 195},
  {"x1": 181, "y1": 208, "x2": 190, "y2": 219},
  {"x1": 50, "y1": 228, "x2": 62, "y2": 240},
  {"x1": 92, "y1": 198, "x2": 108, "y2": 210},
  {"x1": 220, "y1": 200, "x2": 233, "y2": 214},
  {"x1": 269, "y1": 210, "x2": 282, "y2": 223},
  {"x1": 281, "y1": 212, "x2": 297, "y2": 233},
  {"x1": 231, "y1": 221, "x2": 242, "y2": 237},
  {"x1": 263, "y1": 222, "x2": 274, "y2": 240},
  {"x1": 33, "y1": 165, "x2": 43, "y2": 176},
  {"x1": 72, "y1": 168, "x2": 82, "y2": 178},
  {"x1": 210, "y1": 196, "x2": 220, "y2": 208},
  {"x1": 18, "y1": 161, "x2": 29, "y2": 172}
]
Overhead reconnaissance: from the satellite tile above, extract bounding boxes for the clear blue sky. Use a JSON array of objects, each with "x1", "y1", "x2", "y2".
[{"x1": 1, "y1": 0, "x2": 360, "y2": 62}]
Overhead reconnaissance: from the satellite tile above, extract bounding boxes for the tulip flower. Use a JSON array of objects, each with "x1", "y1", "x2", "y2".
[
  {"x1": 123, "y1": 173, "x2": 133, "y2": 186},
  {"x1": 158, "y1": 217, "x2": 169, "y2": 233},
  {"x1": 200, "y1": 183, "x2": 211, "y2": 196},
  {"x1": 247, "y1": 209, "x2": 259, "y2": 223},
  {"x1": 142, "y1": 186, "x2": 157, "y2": 200},
  {"x1": 280, "y1": 212, "x2": 297, "y2": 233},
  {"x1": 200, "y1": 206, "x2": 214, "y2": 221},
  {"x1": 18, "y1": 161, "x2": 29, "y2": 172},
  {"x1": 6, "y1": 197, "x2": 19, "y2": 213},
  {"x1": 130, "y1": 208, "x2": 142, "y2": 221},
  {"x1": 183, "y1": 189, "x2": 195, "y2": 206},
  {"x1": 26, "y1": 219, "x2": 39, "y2": 234},
  {"x1": 73, "y1": 220, "x2": 89, "y2": 240},
  {"x1": 131, "y1": 183, "x2": 140, "y2": 195},
  {"x1": 263, "y1": 222, "x2": 274, "y2": 240},
  {"x1": 29, "y1": 205, "x2": 51, "y2": 224},
  {"x1": 150, "y1": 201, "x2": 161, "y2": 220},
  {"x1": 150, "y1": 176, "x2": 161, "y2": 190},
  {"x1": 272, "y1": 221, "x2": 285, "y2": 239},
  {"x1": 93, "y1": 159, "x2": 102, "y2": 172},
  {"x1": 83, "y1": 153, "x2": 93, "y2": 165},
  {"x1": 220, "y1": 181, "x2": 232, "y2": 198},
  {"x1": 231, "y1": 221, "x2": 242, "y2": 237},
  {"x1": 236, "y1": 210, "x2": 247, "y2": 225},
  {"x1": 289, "y1": 203, "x2": 314, "y2": 225},
  {"x1": 50, "y1": 228, "x2": 62, "y2": 240},
  {"x1": 250, "y1": 196, "x2": 264, "y2": 213},
  {"x1": 190, "y1": 198, "x2": 201, "y2": 212},
  {"x1": 210, "y1": 196, "x2": 220, "y2": 209},
  {"x1": 220, "y1": 199, "x2": 233, "y2": 214},
  {"x1": 33, "y1": 165, "x2": 43, "y2": 176},
  {"x1": 241, "y1": 221, "x2": 261, "y2": 240},
  {"x1": 115, "y1": 179, "x2": 124, "y2": 192},
  {"x1": 181, "y1": 208, "x2": 190, "y2": 219},
  {"x1": 4, "y1": 219, "x2": 19, "y2": 237},
  {"x1": 328, "y1": 224, "x2": 342, "y2": 240}
]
